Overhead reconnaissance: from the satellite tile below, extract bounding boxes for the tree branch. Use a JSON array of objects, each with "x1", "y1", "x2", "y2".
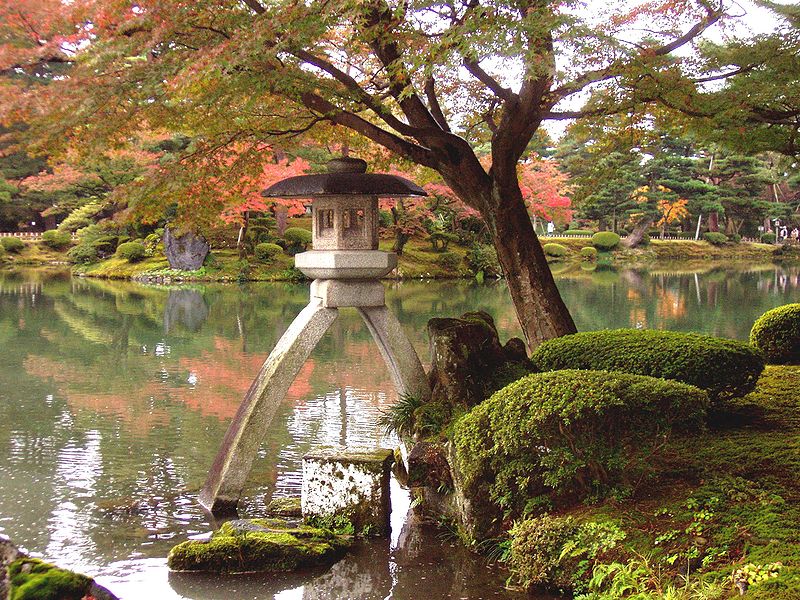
[
  {"x1": 462, "y1": 59, "x2": 515, "y2": 102},
  {"x1": 424, "y1": 76, "x2": 451, "y2": 132},
  {"x1": 240, "y1": 0, "x2": 265, "y2": 15}
]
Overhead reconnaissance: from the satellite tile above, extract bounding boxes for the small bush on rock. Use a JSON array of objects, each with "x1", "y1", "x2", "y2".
[
  {"x1": 703, "y1": 231, "x2": 728, "y2": 246},
  {"x1": 580, "y1": 246, "x2": 598, "y2": 260},
  {"x1": 116, "y1": 241, "x2": 146, "y2": 262},
  {"x1": 591, "y1": 231, "x2": 621, "y2": 251},
  {"x1": 0, "y1": 237, "x2": 25, "y2": 253},
  {"x1": 532, "y1": 329, "x2": 764, "y2": 401},
  {"x1": 750, "y1": 304, "x2": 800, "y2": 364},
  {"x1": 41, "y1": 230, "x2": 72, "y2": 249},
  {"x1": 452, "y1": 370, "x2": 707, "y2": 519},
  {"x1": 543, "y1": 243, "x2": 568, "y2": 257},
  {"x1": 255, "y1": 242, "x2": 283, "y2": 262}
]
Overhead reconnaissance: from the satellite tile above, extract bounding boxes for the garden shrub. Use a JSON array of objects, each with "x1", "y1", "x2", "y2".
[
  {"x1": 429, "y1": 231, "x2": 458, "y2": 251},
  {"x1": 703, "y1": 231, "x2": 728, "y2": 246},
  {"x1": 452, "y1": 370, "x2": 708, "y2": 518},
  {"x1": 0, "y1": 237, "x2": 25, "y2": 253},
  {"x1": 66, "y1": 244, "x2": 99, "y2": 264},
  {"x1": 283, "y1": 227, "x2": 312, "y2": 253},
  {"x1": 57, "y1": 201, "x2": 103, "y2": 233},
  {"x1": 507, "y1": 514, "x2": 626, "y2": 592},
  {"x1": 465, "y1": 244, "x2": 501, "y2": 278},
  {"x1": 532, "y1": 329, "x2": 764, "y2": 401},
  {"x1": 750, "y1": 303, "x2": 800, "y2": 364},
  {"x1": 435, "y1": 251, "x2": 461, "y2": 271},
  {"x1": 0, "y1": 244, "x2": 5, "y2": 259},
  {"x1": 729, "y1": 233, "x2": 742, "y2": 243},
  {"x1": 616, "y1": 229, "x2": 629, "y2": 237},
  {"x1": 760, "y1": 233, "x2": 777, "y2": 244},
  {"x1": 562, "y1": 229, "x2": 592, "y2": 236},
  {"x1": 255, "y1": 242, "x2": 283, "y2": 262},
  {"x1": 591, "y1": 231, "x2": 621, "y2": 251},
  {"x1": 543, "y1": 243, "x2": 568, "y2": 257},
  {"x1": 116, "y1": 241, "x2": 146, "y2": 262},
  {"x1": 41, "y1": 230, "x2": 72, "y2": 249},
  {"x1": 580, "y1": 246, "x2": 598, "y2": 260}
]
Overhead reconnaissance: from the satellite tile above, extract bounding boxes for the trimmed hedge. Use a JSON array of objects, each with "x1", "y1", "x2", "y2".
[
  {"x1": 543, "y1": 243, "x2": 568, "y2": 257},
  {"x1": 0, "y1": 237, "x2": 25, "y2": 253},
  {"x1": 41, "y1": 230, "x2": 72, "y2": 249},
  {"x1": 703, "y1": 231, "x2": 728, "y2": 246},
  {"x1": 591, "y1": 231, "x2": 620, "y2": 251},
  {"x1": 116, "y1": 241, "x2": 146, "y2": 262},
  {"x1": 580, "y1": 246, "x2": 598, "y2": 260},
  {"x1": 562, "y1": 229, "x2": 592, "y2": 236},
  {"x1": 283, "y1": 227, "x2": 312, "y2": 245},
  {"x1": 750, "y1": 304, "x2": 800, "y2": 364},
  {"x1": 760, "y1": 233, "x2": 777, "y2": 244},
  {"x1": 452, "y1": 370, "x2": 708, "y2": 516},
  {"x1": 254, "y1": 242, "x2": 283, "y2": 262},
  {"x1": 532, "y1": 329, "x2": 764, "y2": 401}
]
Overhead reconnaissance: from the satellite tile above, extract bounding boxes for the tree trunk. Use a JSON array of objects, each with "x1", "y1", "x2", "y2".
[
  {"x1": 624, "y1": 215, "x2": 654, "y2": 248},
  {"x1": 708, "y1": 211, "x2": 719, "y2": 232},
  {"x1": 480, "y1": 183, "x2": 576, "y2": 348},
  {"x1": 237, "y1": 210, "x2": 250, "y2": 258}
]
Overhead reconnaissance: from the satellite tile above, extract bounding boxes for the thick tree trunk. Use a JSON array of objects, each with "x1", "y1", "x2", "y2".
[
  {"x1": 624, "y1": 215, "x2": 654, "y2": 248},
  {"x1": 480, "y1": 183, "x2": 576, "y2": 348},
  {"x1": 708, "y1": 211, "x2": 719, "y2": 232}
]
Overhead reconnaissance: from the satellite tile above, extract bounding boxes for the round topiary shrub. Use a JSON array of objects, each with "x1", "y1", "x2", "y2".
[
  {"x1": 452, "y1": 370, "x2": 708, "y2": 520},
  {"x1": 283, "y1": 227, "x2": 312, "y2": 245},
  {"x1": 580, "y1": 246, "x2": 598, "y2": 260},
  {"x1": 41, "y1": 230, "x2": 72, "y2": 250},
  {"x1": 254, "y1": 242, "x2": 283, "y2": 262},
  {"x1": 116, "y1": 241, "x2": 146, "y2": 262},
  {"x1": 591, "y1": 231, "x2": 621, "y2": 251},
  {"x1": 0, "y1": 237, "x2": 25, "y2": 253},
  {"x1": 543, "y1": 243, "x2": 568, "y2": 257},
  {"x1": 760, "y1": 232, "x2": 777, "y2": 244},
  {"x1": 703, "y1": 232, "x2": 728, "y2": 246},
  {"x1": 750, "y1": 304, "x2": 800, "y2": 364},
  {"x1": 532, "y1": 329, "x2": 764, "y2": 401}
]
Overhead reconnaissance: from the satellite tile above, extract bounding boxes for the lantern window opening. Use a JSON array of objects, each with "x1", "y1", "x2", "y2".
[
  {"x1": 318, "y1": 209, "x2": 335, "y2": 237},
  {"x1": 343, "y1": 208, "x2": 365, "y2": 238}
]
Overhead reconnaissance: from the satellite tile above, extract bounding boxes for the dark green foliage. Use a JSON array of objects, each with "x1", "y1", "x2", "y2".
[
  {"x1": 283, "y1": 227, "x2": 312, "y2": 254},
  {"x1": 116, "y1": 241, "x2": 146, "y2": 262},
  {"x1": 580, "y1": 246, "x2": 598, "y2": 260},
  {"x1": 532, "y1": 329, "x2": 765, "y2": 401},
  {"x1": 40, "y1": 230, "x2": 72, "y2": 249},
  {"x1": 66, "y1": 243, "x2": 99, "y2": 264},
  {"x1": 729, "y1": 233, "x2": 742, "y2": 243},
  {"x1": 761, "y1": 232, "x2": 777, "y2": 244},
  {"x1": 0, "y1": 237, "x2": 25, "y2": 253},
  {"x1": 254, "y1": 242, "x2": 283, "y2": 262},
  {"x1": 434, "y1": 251, "x2": 461, "y2": 270},
  {"x1": 429, "y1": 231, "x2": 458, "y2": 251},
  {"x1": 703, "y1": 231, "x2": 729, "y2": 246},
  {"x1": 8, "y1": 558, "x2": 92, "y2": 600},
  {"x1": 591, "y1": 231, "x2": 621, "y2": 251},
  {"x1": 0, "y1": 244, "x2": 5, "y2": 259},
  {"x1": 452, "y1": 370, "x2": 708, "y2": 517},
  {"x1": 465, "y1": 244, "x2": 501, "y2": 278},
  {"x1": 750, "y1": 303, "x2": 800, "y2": 364},
  {"x1": 543, "y1": 243, "x2": 568, "y2": 257}
]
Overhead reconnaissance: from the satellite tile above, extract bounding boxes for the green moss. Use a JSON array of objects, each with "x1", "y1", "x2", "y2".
[
  {"x1": 167, "y1": 518, "x2": 350, "y2": 573},
  {"x1": 266, "y1": 497, "x2": 302, "y2": 517},
  {"x1": 8, "y1": 558, "x2": 92, "y2": 600}
]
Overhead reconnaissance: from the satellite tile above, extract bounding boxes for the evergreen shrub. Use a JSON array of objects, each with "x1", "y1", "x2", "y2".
[
  {"x1": 703, "y1": 232, "x2": 728, "y2": 246},
  {"x1": 465, "y1": 244, "x2": 501, "y2": 277},
  {"x1": 591, "y1": 231, "x2": 621, "y2": 251},
  {"x1": 750, "y1": 303, "x2": 800, "y2": 364},
  {"x1": 67, "y1": 244, "x2": 99, "y2": 264},
  {"x1": 532, "y1": 329, "x2": 764, "y2": 401},
  {"x1": 0, "y1": 237, "x2": 25, "y2": 253},
  {"x1": 562, "y1": 229, "x2": 592, "y2": 236},
  {"x1": 116, "y1": 241, "x2": 146, "y2": 262},
  {"x1": 41, "y1": 230, "x2": 72, "y2": 249},
  {"x1": 452, "y1": 370, "x2": 707, "y2": 515},
  {"x1": 435, "y1": 251, "x2": 461, "y2": 270},
  {"x1": 543, "y1": 243, "x2": 568, "y2": 257},
  {"x1": 255, "y1": 242, "x2": 283, "y2": 262},
  {"x1": 283, "y1": 227, "x2": 312, "y2": 253},
  {"x1": 760, "y1": 233, "x2": 777, "y2": 244},
  {"x1": 580, "y1": 246, "x2": 598, "y2": 260}
]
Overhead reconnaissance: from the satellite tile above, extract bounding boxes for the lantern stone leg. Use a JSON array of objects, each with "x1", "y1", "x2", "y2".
[
  {"x1": 199, "y1": 298, "x2": 339, "y2": 514},
  {"x1": 357, "y1": 306, "x2": 429, "y2": 402}
]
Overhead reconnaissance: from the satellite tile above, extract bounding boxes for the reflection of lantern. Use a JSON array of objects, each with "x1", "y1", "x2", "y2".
[{"x1": 200, "y1": 158, "x2": 431, "y2": 514}]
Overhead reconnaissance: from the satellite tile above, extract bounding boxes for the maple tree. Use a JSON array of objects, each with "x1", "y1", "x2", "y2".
[
  {"x1": 0, "y1": 0, "x2": 782, "y2": 346},
  {"x1": 518, "y1": 155, "x2": 572, "y2": 228}
]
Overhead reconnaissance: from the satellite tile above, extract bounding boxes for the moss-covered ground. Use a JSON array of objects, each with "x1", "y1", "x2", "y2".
[
  {"x1": 7, "y1": 557, "x2": 93, "y2": 600},
  {"x1": 507, "y1": 365, "x2": 800, "y2": 599}
]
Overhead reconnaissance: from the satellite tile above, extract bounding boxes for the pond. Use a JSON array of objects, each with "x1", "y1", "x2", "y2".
[{"x1": 0, "y1": 263, "x2": 798, "y2": 599}]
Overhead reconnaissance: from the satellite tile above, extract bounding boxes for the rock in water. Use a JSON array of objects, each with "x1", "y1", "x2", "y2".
[{"x1": 163, "y1": 226, "x2": 209, "y2": 271}]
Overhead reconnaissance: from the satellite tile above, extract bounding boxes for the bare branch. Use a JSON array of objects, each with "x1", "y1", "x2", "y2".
[
  {"x1": 241, "y1": 0, "x2": 266, "y2": 15},
  {"x1": 462, "y1": 59, "x2": 515, "y2": 102}
]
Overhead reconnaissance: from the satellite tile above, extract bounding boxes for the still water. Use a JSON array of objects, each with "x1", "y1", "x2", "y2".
[{"x1": 1, "y1": 263, "x2": 798, "y2": 599}]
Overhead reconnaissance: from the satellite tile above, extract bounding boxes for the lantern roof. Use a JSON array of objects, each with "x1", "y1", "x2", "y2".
[{"x1": 262, "y1": 157, "x2": 427, "y2": 199}]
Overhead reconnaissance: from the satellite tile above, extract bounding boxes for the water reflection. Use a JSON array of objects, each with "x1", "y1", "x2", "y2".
[{"x1": 0, "y1": 264, "x2": 799, "y2": 599}]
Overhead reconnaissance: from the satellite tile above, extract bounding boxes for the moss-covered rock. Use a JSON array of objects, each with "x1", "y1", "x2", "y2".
[
  {"x1": 750, "y1": 303, "x2": 800, "y2": 365},
  {"x1": 266, "y1": 497, "x2": 302, "y2": 518},
  {"x1": 167, "y1": 518, "x2": 350, "y2": 573},
  {"x1": 7, "y1": 558, "x2": 92, "y2": 600}
]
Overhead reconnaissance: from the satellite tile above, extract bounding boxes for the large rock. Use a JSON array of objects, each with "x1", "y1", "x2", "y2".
[
  {"x1": 163, "y1": 226, "x2": 209, "y2": 271},
  {"x1": 427, "y1": 311, "x2": 532, "y2": 409}
]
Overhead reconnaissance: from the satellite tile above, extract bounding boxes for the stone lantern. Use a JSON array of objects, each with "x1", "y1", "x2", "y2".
[{"x1": 200, "y1": 158, "x2": 431, "y2": 514}]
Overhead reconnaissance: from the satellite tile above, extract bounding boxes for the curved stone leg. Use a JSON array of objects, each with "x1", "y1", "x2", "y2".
[
  {"x1": 200, "y1": 299, "x2": 339, "y2": 513},
  {"x1": 357, "y1": 306, "x2": 430, "y2": 402}
]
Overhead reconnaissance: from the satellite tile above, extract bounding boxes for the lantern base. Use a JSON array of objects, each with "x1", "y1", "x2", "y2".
[
  {"x1": 295, "y1": 250, "x2": 397, "y2": 280},
  {"x1": 310, "y1": 279, "x2": 385, "y2": 308}
]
